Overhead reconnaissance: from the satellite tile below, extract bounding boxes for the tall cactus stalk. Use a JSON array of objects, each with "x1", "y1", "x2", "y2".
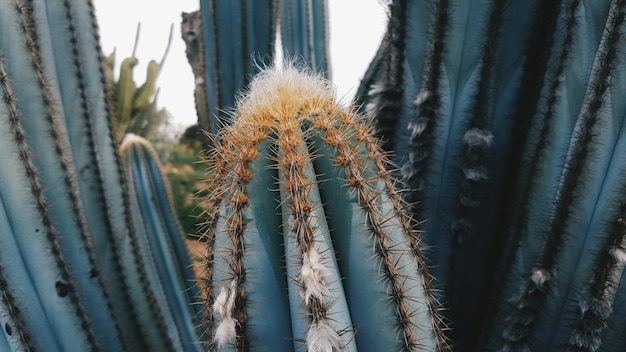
[
  {"x1": 361, "y1": 0, "x2": 626, "y2": 350},
  {"x1": 0, "y1": 0, "x2": 200, "y2": 351},
  {"x1": 201, "y1": 65, "x2": 448, "y2": 351}
]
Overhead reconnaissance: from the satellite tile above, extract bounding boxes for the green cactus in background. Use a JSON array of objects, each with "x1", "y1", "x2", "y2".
[
  {"x1": 361, "y1": 0, "x2": 626, "y2": 350},
  {"x1": 200, "y1": 65, "x2": 448, "y2": 351},
  {"x1": 105, "y1": 23, "x2": 173, "y2": 143},
  {"x1": 0, "y1": 0, "x2": 200, "y2": 350}
]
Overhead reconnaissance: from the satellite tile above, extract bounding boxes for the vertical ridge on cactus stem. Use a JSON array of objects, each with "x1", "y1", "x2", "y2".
[
  {"x1": 120, "y1": 136, "x2": 202, "y2": 351},
  {"x1": 366, "y1": 0, "x2": 407, "y2": 152},
  {"x1": 500, "y1": 1, "x2": 626, "y2": 350},
  {"x1": 566, "y1": 187, "x2": 626, "y2": 351},
  {"x1": 0, "y1": 46, "x2": 99, "y2": 351},
  {"x1": 208, "y1": 125, "x2": 293, "y2": 351},
  {"x1": 311, "y1": 0, "x2": 330, "y2": 78},
  {"x1": 486, "y1": 0, "x2": 576, "y2": 334},
  {"x1": 446, "y1": 0, "x2": 503, "y2": 321},
  {"x1": 310, "y1": 107, "x2": 445, "y2": 351},
  {"x1": 200, "y1": 0, "x2": 220, "y2": 135},
  {"x1": 47, "y1": 0, "x2": 152, "y2": 349},
  {"x1": 0, "y1": 59, "x2": 50, "y2": 352},
  {"x1": 85, "y1": 0, "x2": 180, "y2": 349},
  {"x1": 401, "y1": 0, "x2": 449, "y2": 217},
  {"x1": 277, "y1": 133, "x2": 355, "y2": 351}
]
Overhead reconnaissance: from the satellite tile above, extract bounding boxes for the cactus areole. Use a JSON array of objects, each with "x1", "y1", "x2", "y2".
[{"x1": 202, "y1": 65, "x2": 448, "y2": 352}]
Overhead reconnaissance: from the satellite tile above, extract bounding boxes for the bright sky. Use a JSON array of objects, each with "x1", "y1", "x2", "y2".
[{"x1": 93, "y1": 0, "x2": 387, "y2": 130}]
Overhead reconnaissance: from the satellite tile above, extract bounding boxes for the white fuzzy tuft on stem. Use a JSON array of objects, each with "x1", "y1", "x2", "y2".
[
  {"x1": 215, "y1": 316, "x2": 238, "y2": 348},
  {"x1": 531, "y1": 268, "x2": 551, "y2": 286},
  {"x1": 300, "y1": 247, "x2": 330, "y2": 305},
  {"x1": 305, "y1": 320, "x2": 341, "y2": 352},
  {"x1": 610, "y1": 247, "x2": 626, "y2": 263},
  {"x1": 213, "y1": 279, "x2": 238, "y2": 346}
]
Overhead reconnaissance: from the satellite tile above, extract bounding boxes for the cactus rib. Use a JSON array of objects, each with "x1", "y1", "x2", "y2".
[{"x1": 500, "y1": 1, "x2": 626, "y2": 350}]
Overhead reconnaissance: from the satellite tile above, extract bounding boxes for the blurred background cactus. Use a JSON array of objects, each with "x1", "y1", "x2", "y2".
[{"x1": 105, "y1": 23, "x2": 173, "y2": 143}]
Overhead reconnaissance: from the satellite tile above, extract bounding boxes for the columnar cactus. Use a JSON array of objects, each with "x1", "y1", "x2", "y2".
[
  {"x1": 0, "y1": 0, "x2": 199, "y2": 351},
  {"x1": 362, "y1": 0, "x2": 626, "y2": 350},
  {"x1": 201, "y1": 65, "x2": 448, "y2": 351},
  {"x1": 195, "y1": 0, "x2": 329, "y2": 135}
]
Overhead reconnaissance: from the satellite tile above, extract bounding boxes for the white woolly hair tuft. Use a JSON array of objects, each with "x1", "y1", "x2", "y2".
[
  {"x1": 235, "y1": 61, "x2": 338, "y2": 126},
  {"x1": 300, "y1": 247, "x2": 331, "y2": 305},
  {"x1": 305, "y1": 320, "x2": 341, "y2": 352},
  {"x1": 462, "y1": 127, "x2": 494, "y2": 147},
  {"x1": 213, "y1": 279, "x2": 237, "y2": 318},
  {"x1": 610, "y1": 247, "x2": 626, "y2": 263},
  {"x1": 531, "y1": 268, "x2": 551, "y2": 286},
  {"x1": 214, "y1": 316, "x2": 237, "y2": 348},
  {"x1": 213, "y1": 279, "x2": 238, "y2": 346}
]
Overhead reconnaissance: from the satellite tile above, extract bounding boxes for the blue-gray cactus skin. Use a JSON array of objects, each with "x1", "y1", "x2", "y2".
[
  {"x1": 202, "y1": 65, "x2": 448, "y2": 352},
  {"x1": 361, "y1": 0, "x2": 626, "y2": 350},
  {"x1": 198, "y1": 0, "x2": 277, "y2": 135},
  {"x1": 198, "y1": 0, "x2": 330, "y2": 135},
  {"x1": 0, "y1": 0, "x2": 200, "y2": 351}
]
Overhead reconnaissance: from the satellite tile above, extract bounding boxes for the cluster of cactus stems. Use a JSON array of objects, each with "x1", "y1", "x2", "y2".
[
  {"x1": 196, "y1": 0, "x2": 329, "y2": 135},
  {"x1": 362, "y1": 0, "x2": 626, "y2": 350},
  {"x1": 104, "y1": 23, "x2": 173, "y2": 142},
  {"x1": 0, "y1": 0, "x2": 200, "y2": 351},
  {"x1": 200, "y1": 65, "x2": 448, "y2": 351}
]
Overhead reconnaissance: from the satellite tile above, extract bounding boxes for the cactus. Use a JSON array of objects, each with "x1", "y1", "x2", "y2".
[
  {"x1": 0, "y1": 0, "x2": 199, "y2": 351},
  {"x1": 200, "y1": 64, "x2": 448, "y2": 351},
  {"x1": 361, "y1": 0, "x2": 626, "y2": 350},
  {"x1": 280, "y1": 0, "x2": 331, "y2": 78},
  {"x1": 119, "y1": 135, "x2": 203, "y2": 351},
  {"x1": 108, "y1": 23, "x2": 173, "y2": 142},
  {"x1": 195, "y1": 0, "x2": 330, "y2": 135}
]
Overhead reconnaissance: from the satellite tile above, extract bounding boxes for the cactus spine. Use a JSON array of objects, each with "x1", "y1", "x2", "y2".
[{"x1": 202, "y1": 65, "x2": 448, "y2": 351}]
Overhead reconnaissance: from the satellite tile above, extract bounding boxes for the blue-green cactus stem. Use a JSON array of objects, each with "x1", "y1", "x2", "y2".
[
  {"x1": 498, "y1": 1, "x2": 626, "y2": 350},
  {"x1": 204, "y1": 65, "x2": 448, "y2": 351},
  {"x1": 0, "y1": 46, "x2": 100, "y2": 352},
  {"x1": 366, "y1": 0, "x2": 407, "y2": 152},
  {"x1": 485, "y1": 1, "x2": 578, "y2": 334}
]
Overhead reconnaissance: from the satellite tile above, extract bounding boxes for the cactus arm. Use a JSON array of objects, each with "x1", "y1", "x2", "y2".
[
  {"x1": 247, "y1": 0, "x2": 277, "y2": 78},
  {"x1": 133, "y1": 60, "x2": 159, "y2": 111},
  {"x1": 114, "y1": 56, "x2": 138, "y2": 137},
  {"x1": 1, "y1": 0, "x2": 140, "y2": 349},
  {"x1": 280, "y1": 0, "x2": 330, "y2": 76},
  {"x1": 199, "y1": 0, "x2": 220, "y2": 134},
  {"x1": 140, "y1": 138, "x2": 201, "y2": 298}
]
